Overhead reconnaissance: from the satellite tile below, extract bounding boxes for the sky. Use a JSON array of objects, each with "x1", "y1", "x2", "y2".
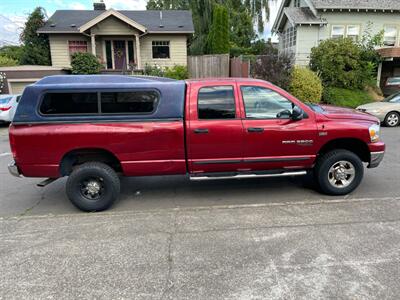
[{"x1": 0, "y1": 0, "x2": 282, "y2": 45}]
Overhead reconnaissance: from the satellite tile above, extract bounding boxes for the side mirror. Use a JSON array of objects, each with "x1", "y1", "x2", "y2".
[
  {"x1": 291, "y1": 106, "x2": 304, "y2": 121},
  {"x1": 276, "y1": 109, "x2": 292, "y2": 119}
]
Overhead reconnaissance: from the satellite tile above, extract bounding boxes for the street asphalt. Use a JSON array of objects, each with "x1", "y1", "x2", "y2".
[{"x1": 0, "y1": 124, "x2": 399, "y2": 299}]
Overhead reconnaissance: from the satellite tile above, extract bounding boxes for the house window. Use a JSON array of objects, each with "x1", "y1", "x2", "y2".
[
  {"x1": 128, "y1": 41, "x2": 134, "y2": 64},
  {"x1": 294, "y1": 0, "x2": 300, "y2": 7},
  {"x1": 105, "y1": 41, "x2": 113, "y2": 69},
  {"x1": 384, "y1": 26, "x2": 397, "y2": 46},
  {"x1": 331, "y1": 25, "x2": 345, "y2": 39},
  {"x1": 152, "y1": 41, "x2": 170, "y2": 59},
  {"x1": 68, "y1": 41, "x2": 88, "y2": 55},
  {"x1": 281, "y1": 26, "x2": 297, "y2": 49},
  {"x1": 347, "y1": 25, "x2": 360, "y2": 41}
]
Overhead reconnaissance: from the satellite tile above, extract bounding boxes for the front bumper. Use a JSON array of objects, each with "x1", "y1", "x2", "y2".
[
  {"x1": 368, "y1": 151, "x2": 385, "y2": 168},
  {"x1": 8, "y1": 160, "x2": 21, "y2": 177}
]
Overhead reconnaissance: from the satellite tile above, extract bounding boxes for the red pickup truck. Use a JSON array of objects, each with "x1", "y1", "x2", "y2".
[{"x1": 8, "y1": 75, "x2": 385, "y2": 211}]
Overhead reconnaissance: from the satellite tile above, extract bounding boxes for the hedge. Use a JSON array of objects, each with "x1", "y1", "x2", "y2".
[
  {"x1": 323, "y1": 87, "x2": 374, "y2": 108},
  {"x1": 289, "y1": 67, "x2": 322, "y2": 103}
]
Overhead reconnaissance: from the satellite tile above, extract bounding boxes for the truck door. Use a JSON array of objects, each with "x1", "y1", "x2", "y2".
[
  {"x1": 239, "y1": 84, "x2": 318, "y2": 171},
  {"x1": 186, "y1": 82, "x2": 245, "y2": 174}
]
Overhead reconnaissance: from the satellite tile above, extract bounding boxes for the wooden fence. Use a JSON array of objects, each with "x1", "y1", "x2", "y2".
[{"x1": 187, "y1": 54, "x2": 230, "y2": 78}]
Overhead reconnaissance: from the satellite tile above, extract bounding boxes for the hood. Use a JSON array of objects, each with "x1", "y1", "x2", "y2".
[
  {"x1": 357, "y1": 101, "x2": 395, "y2": 110},
  {"x1": 319, "y1": 105, "x2": 379, "y2": 123}
]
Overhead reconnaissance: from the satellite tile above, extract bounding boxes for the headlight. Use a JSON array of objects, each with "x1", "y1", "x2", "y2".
[{"x1": 369, "y1": 124, "x2": 380, "y2": 143}]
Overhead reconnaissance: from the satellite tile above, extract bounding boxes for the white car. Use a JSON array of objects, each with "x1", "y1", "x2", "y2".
[
  {"x1": 357, "y1": 92, "x2": 400, "y2": 127},
  {"x1": 0, "y1": 94, "x2": 21, "y2": 123}
]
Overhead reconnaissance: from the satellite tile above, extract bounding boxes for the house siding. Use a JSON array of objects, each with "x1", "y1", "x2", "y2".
[
  {"x1": 278, "y1": 11, "x2": 400, "y2": 66},
  {"x1": 140, "y1": 34, "x2": 188, "y2": 67},
  {"x1": 49, "y1": 34, "x2": 91, "y2": 68},
  {"x1": 90, "y1": 16, "x2": 139, "y2": 35}
]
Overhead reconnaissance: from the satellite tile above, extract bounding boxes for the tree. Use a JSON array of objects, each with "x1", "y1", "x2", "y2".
[
  {"x1": 20, "y1": 7, "x2": 51, "y2": 65},
  {"x1": 146, "y1": 0, "x2": 189, "y2": 9},
  {"x1": 0, "y1": 56, "x2": 18, "y2": 67},
  {"x1": 244, "y1": 0, "x2": 269, "y2": 33},
  {"x1": 70, "y1": 52, "x2": 102, "y2": 74},
  {"x1": 0, "y1": 45, "x2": 24, "y2": 63},
  {"x1": 207, "y1": 4, "x2": 229, "y2": 54}
]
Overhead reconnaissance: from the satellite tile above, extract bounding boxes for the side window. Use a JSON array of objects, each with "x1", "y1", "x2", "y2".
[
  {"x1": 198, "y1": 86, "x2": 236, "y2": 119},
  {"x1": 40, "y1": 93, "x2": 98, "y2": 115},
  {"x1": 100, "y1": 91, "x2": 159, "y2": 114},
  {"x1": 241, "y1": 86, "x2": 293, "y2": 119}
]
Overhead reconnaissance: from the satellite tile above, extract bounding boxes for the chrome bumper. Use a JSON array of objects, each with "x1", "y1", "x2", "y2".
[
  {"x1": 368, "y1": 151, "x2": 385, "y2": 168},
  {"x1": 8, "y1": 160, "x2": 21, "y2": 177}
]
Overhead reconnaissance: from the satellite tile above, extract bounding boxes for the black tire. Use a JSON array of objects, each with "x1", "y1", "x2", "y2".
[
  {"x1": 66, "y1": 162, "x2": 120, "y2": 212},
  {"x1": 384, "y1": 111, "x2": 400, "y2": 127},
  {"x1": 314, "y1": 149, "x2": 364, "y2": 195}
]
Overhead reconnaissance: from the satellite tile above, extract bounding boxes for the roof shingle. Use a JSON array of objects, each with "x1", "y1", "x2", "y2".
[
  {"x1": 310, "y1": 0, "x2": 400, "y2": 10},
  {"x1": 38, "y1": 10, "x2": 194, "y2": 33},
  {"x1": 283, "y1": 7, "x2": 326, "y2": 25}
]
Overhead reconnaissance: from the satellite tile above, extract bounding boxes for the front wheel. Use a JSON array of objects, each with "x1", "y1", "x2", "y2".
[
  {"x1": 314, "y1": 150, "x2": 364, "y2": 195},
  {"x1": 384, "y1": 112, "x2": 400, "y2": 127},
  {"x1": 66, "y1": 162, "x2": 120, "y2": 212}
]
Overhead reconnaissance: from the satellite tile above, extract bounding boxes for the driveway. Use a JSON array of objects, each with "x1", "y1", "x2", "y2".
[{"x1": 0, "y1": 125, "x2": 399, "y2": 299}]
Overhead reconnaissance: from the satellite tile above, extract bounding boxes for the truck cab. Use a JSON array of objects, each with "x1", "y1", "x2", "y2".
[{"x1": 8, "y1": 76, "x2": 385, "y2": 212}]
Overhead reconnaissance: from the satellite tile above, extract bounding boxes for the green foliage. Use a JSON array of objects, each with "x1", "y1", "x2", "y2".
[
  {"x1": 146, "y1": 0, "x2": 189, "y2": 9},
  {"x1": 143, "y1": 64, "x2": 165, "y2": 77},
  {"x1": 310, "y1": 38, "x2": 378, "y2": 90},
  {"x1": 289, "y1": 67, "x2": 322, "y2": 104},
  {"x1": 20, "y1": 7, "x2": 51, "y2": 65},
  {"x1": 70, "y1": 52, "x2": 102, "y2": 74},
  {"x1": 0, "y1": 55, "x2": 18, "y2": 67},
  {"x1": 323, "y1": 87, "x2": 373, "y2": 108},
  {"x1": 164, "y1": 65, "x2": 189, "y2": 79},
  {"x1": 208, "y1": 4, "x2": 229, "y2": 54},
  {"x1": 0, "y1": 45, "x2": 24, "y2": 63}
]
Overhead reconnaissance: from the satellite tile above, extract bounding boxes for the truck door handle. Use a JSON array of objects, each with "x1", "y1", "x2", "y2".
[
  {"x1": 247, "y1": 127, "x2": 264, "y2": 133},
  {"x1": 194, "y1": 128, "x2": 209, "y2": 134}
]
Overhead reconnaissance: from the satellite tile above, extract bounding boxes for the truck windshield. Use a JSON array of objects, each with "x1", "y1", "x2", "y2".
[{"x1": 305, "y1": 103, "x2": 325, "y2": 113}]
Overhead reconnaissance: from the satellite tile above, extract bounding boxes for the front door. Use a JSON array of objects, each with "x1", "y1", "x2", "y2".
[
  {"x1": 187, "y1": 82, "x2": 245, "y2": 174},
  {"x1": 113, "y1": 40, "x2": 126, "y2": 69},
  {"x1": 239, "y1": 84, "x2": 318, "y2": 171}
]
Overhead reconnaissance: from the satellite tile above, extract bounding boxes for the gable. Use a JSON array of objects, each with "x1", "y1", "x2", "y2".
[{"x1": 90, "y1": 16, "x2": 140, "y2": 35}]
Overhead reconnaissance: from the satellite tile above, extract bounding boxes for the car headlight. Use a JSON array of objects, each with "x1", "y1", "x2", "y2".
[{"x1": 369, "y1": 124, "x2": 380, "y2": 143}]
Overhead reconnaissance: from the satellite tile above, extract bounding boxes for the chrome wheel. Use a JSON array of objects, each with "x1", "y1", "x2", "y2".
[
  {"x1": 80, "y1": 177, "x2": 104, "y2": 200},
  {"x1": 328, "y1": 160, "x2": 355, "y2": 189},
  {"x1": 386, "y1": 113, "x2": 399, "y2": 127}
]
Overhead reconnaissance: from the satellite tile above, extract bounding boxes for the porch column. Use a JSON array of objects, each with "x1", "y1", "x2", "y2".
[
  {"x1": 91, "y1": 34, "x2": 96, "y2": 56},
  {"x1": 135, "y1": 34, "x2": 141, "y2": 69},
  {"x1": 377, "y1": 62, "x2": 383, "y2": 87}
]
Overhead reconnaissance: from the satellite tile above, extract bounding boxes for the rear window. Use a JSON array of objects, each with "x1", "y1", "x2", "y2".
[
  {"x1": 40, "y1": 93, "x2": 98, "y2": 115},
  {"x1": 0, "y1": 97, "x2": 12, "y2": 105},
  {"x1": 386, "y1": 77, "x2": 400, "y2": 86},
  {"x1": 39, "y1": 91, "x2": 159, "y2": 115},
  {"x1": 101, "y1": 91, "x2": 159, "y2": 114},
  {"x1": 198, "y1": 86, "x2": 236, "y2": 119}
]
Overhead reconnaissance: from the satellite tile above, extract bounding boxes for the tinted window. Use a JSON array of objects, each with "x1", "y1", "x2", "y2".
[
  {"x1": 40, "y1": 93, "x2": 98, "y2": 115},
  {"x1": 198, "y1": 86, "x2": 235, "y2": 119},
  {"x1": 101, "y1": 91, "x2": 159, "y2": 114},
  {"x1": 241, "y1": 86, "x2": 293, "y2": 119}
]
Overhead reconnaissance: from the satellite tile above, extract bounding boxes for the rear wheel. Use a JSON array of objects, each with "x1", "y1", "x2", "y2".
[
  {"x1": 66, "y1": 162, "x2": 120, "y2": 212},
  {"x1": 315, "y1": 150, "x2": 364, "y2": 195},
  {"x1": 384, "y1": 112, "x2": 400, "y2": 127}
]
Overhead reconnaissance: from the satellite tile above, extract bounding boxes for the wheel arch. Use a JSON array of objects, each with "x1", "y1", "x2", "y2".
[
  {"x1": 317, "y1": 138, "x2": 370, "y2": 163},
  {"x1": 59, "y1": 148, "x2": 122, "y2": 176}
]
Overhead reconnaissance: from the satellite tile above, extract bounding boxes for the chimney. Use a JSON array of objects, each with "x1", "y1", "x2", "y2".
[{"x1": 93, "y1": 0, "x2": 106, "y2": 10}]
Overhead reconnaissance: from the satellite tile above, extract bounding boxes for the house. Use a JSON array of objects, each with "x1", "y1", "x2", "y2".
[
  {"x1": 37, "y1": 0, "x2": 194, "y2": 71},
  {"x1": 272, "y1": 0, "x2": 400, "y2": 88}
]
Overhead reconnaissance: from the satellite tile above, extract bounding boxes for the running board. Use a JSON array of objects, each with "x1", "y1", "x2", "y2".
[
  {"x1": 190, "y1": 171, "x2": 307, "y2": 181},
  {"x1": 37, "y1": 178, "x2": 57, "y2": 187}
]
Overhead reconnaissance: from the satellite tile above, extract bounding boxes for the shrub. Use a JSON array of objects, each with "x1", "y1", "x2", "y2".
[
  {"x1": 164, "y1": 65, "x2": 188, "y2": 80},
  {"x1": 70, "y1": 52, "x2": 102, "y2": 74},
  {"x1": 310, "y1": 38, "x2": 377, "y2": 90},
  {"x1": 323, "y1": 87, "x2": 373, "y2": 108},
  {"x1": 251, "y1": 52, "x2": 294, "y2": 90},
  {"x1": 143, "y1": 64, "x2": 164, "y2": 77},
  {"x1": 289, "y1": 67, "x2": 322, "y2": 103},
  {"x1": 0, "y1": 55, "x2": 18, "y2": 67}
]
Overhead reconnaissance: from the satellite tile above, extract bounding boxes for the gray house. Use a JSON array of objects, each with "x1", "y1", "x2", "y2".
[{"x1": 272, "y1": 0, "x2": 400, "y2": 87}]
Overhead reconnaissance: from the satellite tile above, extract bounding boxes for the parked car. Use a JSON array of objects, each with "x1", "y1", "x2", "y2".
[
  {"x1": 8, "y1": 75, "x2": 385, "y2": 212},
  {"x1": 357, "y1": 92, "x2": 400, "y2": 127},
  {"x1": 0, "y1": 94, "x2": 21, "y2": 123},
  {"x1": 382, "y1": 77, "x2": 400, "y2": 97}
]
